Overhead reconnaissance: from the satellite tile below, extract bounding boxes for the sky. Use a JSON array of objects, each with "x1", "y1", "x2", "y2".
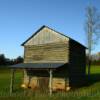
[{"x1": 0, "y1": 0, "x2": 100, "y2": 59}]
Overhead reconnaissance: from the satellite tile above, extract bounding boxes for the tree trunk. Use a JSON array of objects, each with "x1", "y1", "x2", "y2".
[
  {"x1": 87, "y1": 59, "x2": 91, "y2": 79},
  {"x1": 87, "y1": 50, "x2": 91, "y2": 80}
]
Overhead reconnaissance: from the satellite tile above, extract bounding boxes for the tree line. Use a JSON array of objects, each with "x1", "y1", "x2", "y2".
[
  {"x1": 0, "y1": 54, "x2": 23, "y2": 66},
  {"x1": 86, "y1": 52, "x2": 100, "y2": 65},
  {"x1": 0, "y1": 53, "x2": 100, "y2": 66}
]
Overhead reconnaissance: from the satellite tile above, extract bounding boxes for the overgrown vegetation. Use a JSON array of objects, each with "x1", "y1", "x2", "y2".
[{"x1": 0, "y1": 65, "x2": 100, "y2": 100}]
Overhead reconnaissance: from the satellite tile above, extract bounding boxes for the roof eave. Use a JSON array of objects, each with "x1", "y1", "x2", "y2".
[{"x1": 21, "y1": 25, "x2": 46, "y2": 46}]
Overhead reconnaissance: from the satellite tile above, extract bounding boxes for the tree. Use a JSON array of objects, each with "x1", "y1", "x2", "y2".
[
  {"x1": 0, "y1": 54, "x2": 6, "y2": 65},
  {"x1": 14, "y1": 56, "x2": 23, "y2": 64},
  {"x1": 85, "y1": 5, "x2": 100, "y2": 79},
  {"x1": 0, "y1": 54, "x2": 24, "y2": 66}
]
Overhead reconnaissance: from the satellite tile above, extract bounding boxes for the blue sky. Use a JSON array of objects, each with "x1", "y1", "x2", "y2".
[{"x1": 0, "y1": 0, "x2": 100, "y2": 58}]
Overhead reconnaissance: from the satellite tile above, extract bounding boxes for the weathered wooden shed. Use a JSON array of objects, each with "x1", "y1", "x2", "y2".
[{"x1": 11, "y1": 25, "x2": 86, "y2": 94}]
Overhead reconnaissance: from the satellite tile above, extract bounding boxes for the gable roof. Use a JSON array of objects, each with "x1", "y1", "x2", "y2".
[{"x1": 21, "y1": 25, "x2": 87, "y2": 48}]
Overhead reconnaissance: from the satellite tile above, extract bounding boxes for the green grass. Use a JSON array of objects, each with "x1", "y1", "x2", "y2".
[
  {"x1": 0, "y1": 65, "x2": 100, "y2": 100},
  {"x1": 86, "y1": 65, "x2": 100, "y2": 74}
]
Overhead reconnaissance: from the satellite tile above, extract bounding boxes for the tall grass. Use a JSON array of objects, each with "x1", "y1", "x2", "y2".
[{"x1": 0, "y1": 65, "x2": 100, "y2": 100}]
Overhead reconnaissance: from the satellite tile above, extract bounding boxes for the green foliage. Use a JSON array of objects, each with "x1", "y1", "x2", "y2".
[
  {"x1": 0, "y1": 65, "x2": 100, "y2": 100},
  {"x1": 0, "y1": 54, "x2": 23, "y2": 66}
]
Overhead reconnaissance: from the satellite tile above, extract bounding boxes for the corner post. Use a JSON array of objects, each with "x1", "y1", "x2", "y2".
[{"x1": 49, "y1": 69, "x2": 53, "y2": 95}]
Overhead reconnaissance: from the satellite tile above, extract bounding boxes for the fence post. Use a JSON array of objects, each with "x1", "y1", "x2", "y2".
[
  {"x1": 10, "y1": 69, "x2": 14, "y2": 94},
  {"x1": 49, "y1": 69, "x2": 53, "y2": 95}
]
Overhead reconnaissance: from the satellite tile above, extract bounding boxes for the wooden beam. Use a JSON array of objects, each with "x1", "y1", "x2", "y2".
[
  {"x1": 49, "y1": 69, "x2": 53, "y2": 95},
  {"x1": 10, "y1": 69, "x2": 14, "y2": 94},
  {"x1": 65, "y1": 78, "x2": 67, "y2": 92}
]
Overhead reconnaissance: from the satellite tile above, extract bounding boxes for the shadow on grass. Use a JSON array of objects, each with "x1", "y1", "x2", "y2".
[{"x1": 85, "y1": 73, "x2": 100, "y2": 86}]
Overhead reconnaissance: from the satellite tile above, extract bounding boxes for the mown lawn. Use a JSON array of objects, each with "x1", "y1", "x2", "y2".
[{"x1": 0, "y1": 65, "x2": 100, "y2": 100}]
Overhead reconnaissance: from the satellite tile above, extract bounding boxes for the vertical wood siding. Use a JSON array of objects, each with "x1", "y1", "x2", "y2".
[{"x1": 24, "y1": 27, "x2": 69, "y2": 46}]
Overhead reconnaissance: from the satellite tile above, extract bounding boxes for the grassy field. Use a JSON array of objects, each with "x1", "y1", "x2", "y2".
[{"x1": 0, "y1": 65, "x2": 100, "y2": 100}]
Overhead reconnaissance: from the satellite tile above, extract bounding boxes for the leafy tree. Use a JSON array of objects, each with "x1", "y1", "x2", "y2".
[
  {"x1": 85, "y1": 5, "x2": 100, "y2": 78},
  {"x1": 14, "y1": 56, "x2": 23, "y2": 64},
  {"x1": 0, "y1": 54, "x2": 6, "y2": 65},
  {"x1": 0, "y1": 54, "x2": 23, "y2": 66}
]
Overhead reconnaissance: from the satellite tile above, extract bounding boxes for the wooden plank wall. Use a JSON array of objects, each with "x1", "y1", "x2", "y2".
[
  {"x1": 23, "y1": 64, "x2": 69, "y2": 91},
  {"x1": 68, "y1": 39, "x2": 86, "y2": 87},
  {"x1": 24, "y1": 42, "x2": 69, "y2": 63}
]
